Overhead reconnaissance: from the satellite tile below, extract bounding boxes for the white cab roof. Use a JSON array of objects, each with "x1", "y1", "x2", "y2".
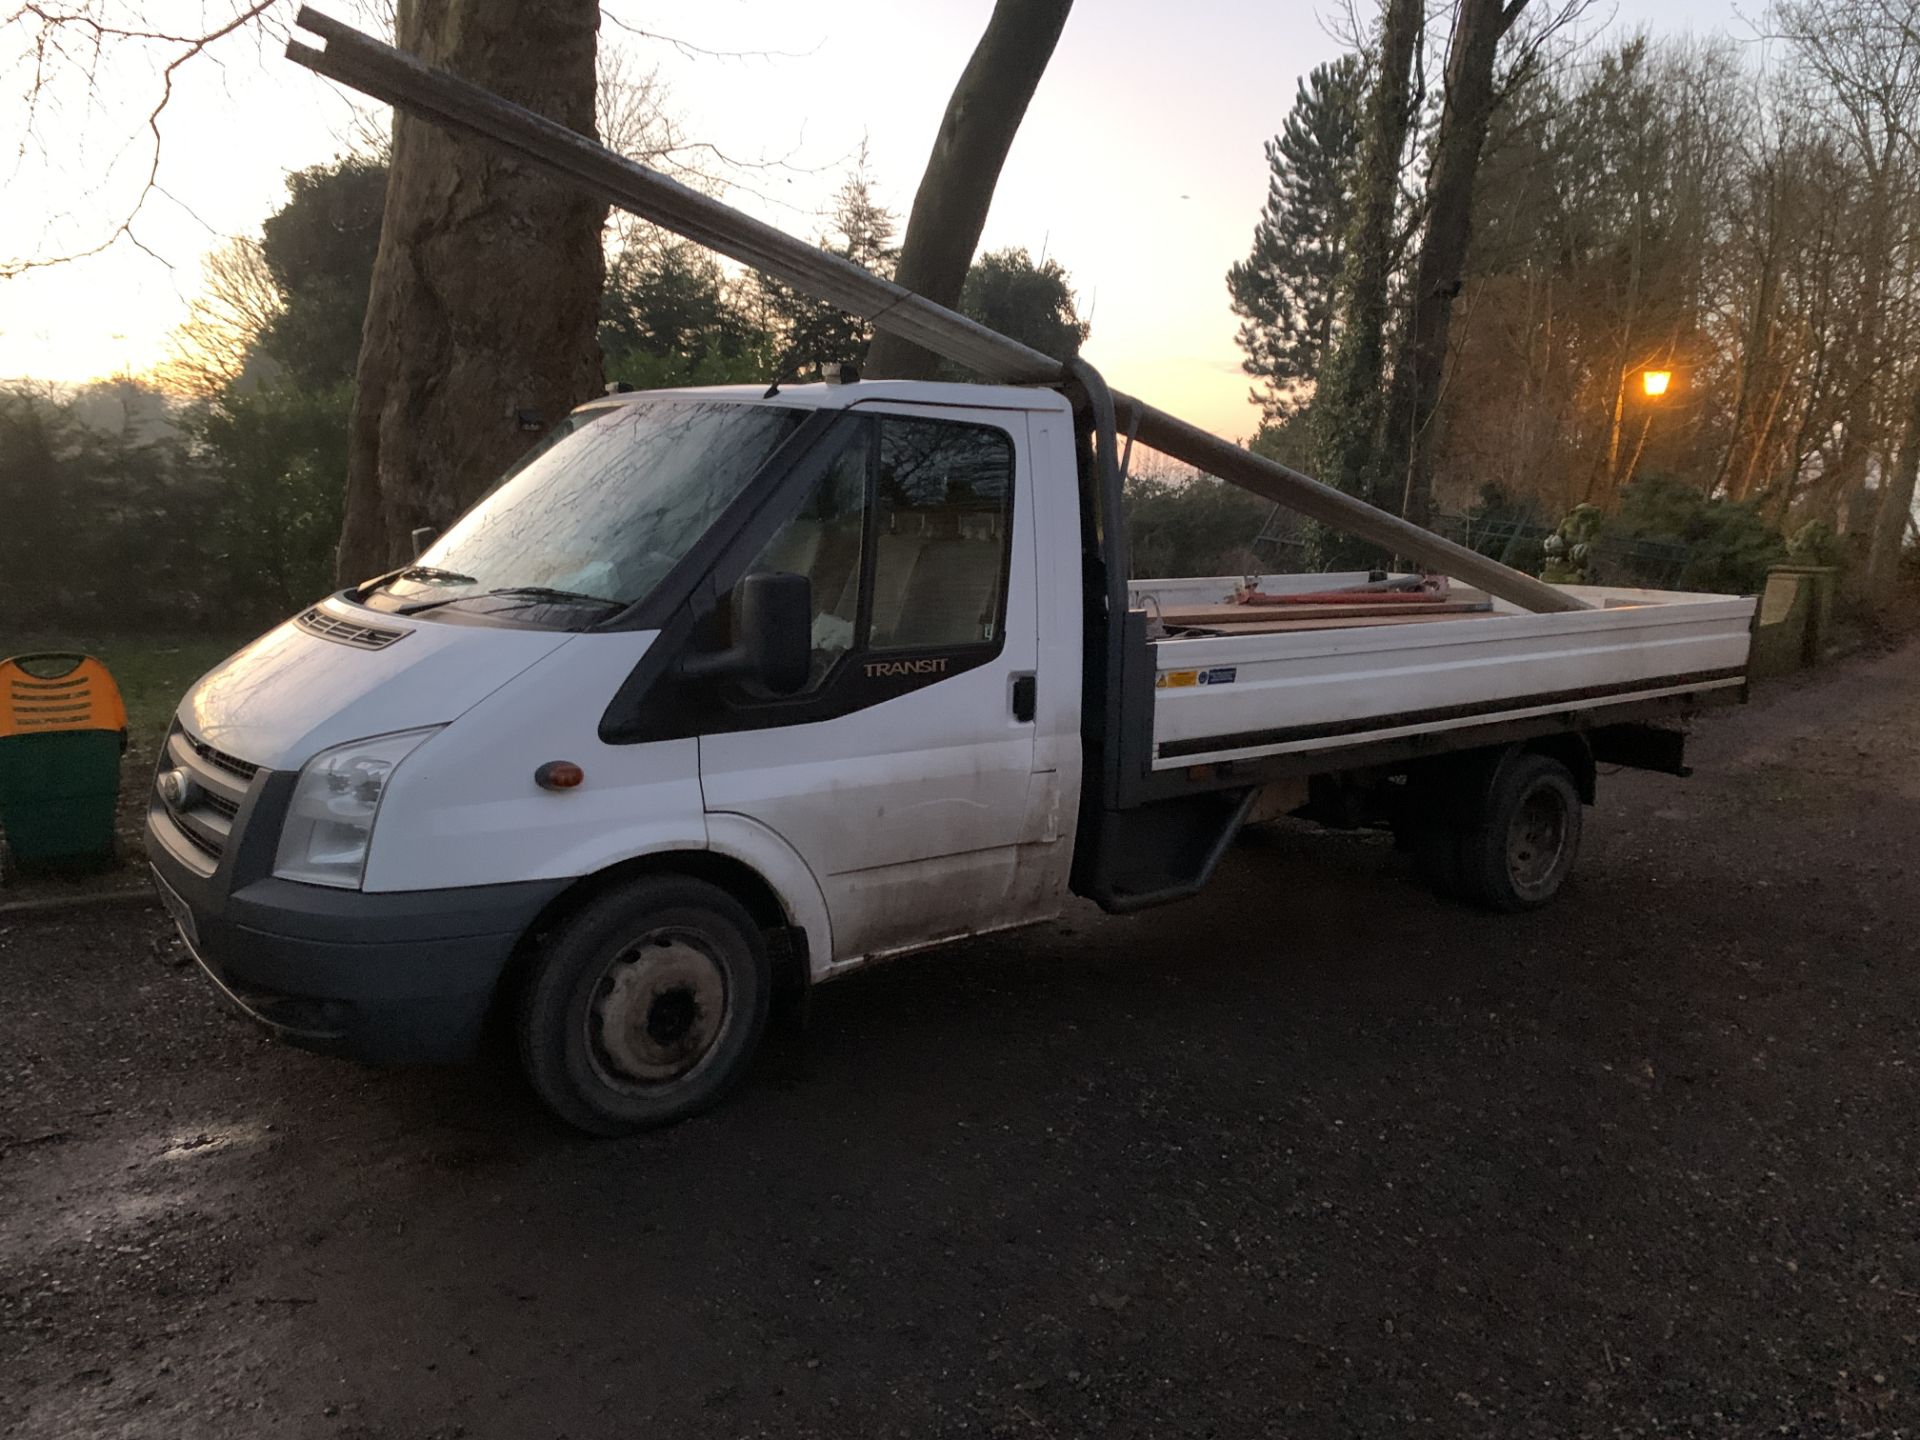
[{"x1": 587, "y1": 379, "x2": 1074, "y2": 417}]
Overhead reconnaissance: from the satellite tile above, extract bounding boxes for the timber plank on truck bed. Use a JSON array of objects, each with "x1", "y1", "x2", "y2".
[
  {"x1": 1164, "y1": 611, "x2": 1507, "y2": 635},
  {"x1": 1160, "y1": 600, "x2": 1493, "y2": 626}
]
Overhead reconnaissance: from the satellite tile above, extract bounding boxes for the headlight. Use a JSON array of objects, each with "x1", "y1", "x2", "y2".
[{"x1": 273, "y1": 728, "x2": 440, "y2": 888}]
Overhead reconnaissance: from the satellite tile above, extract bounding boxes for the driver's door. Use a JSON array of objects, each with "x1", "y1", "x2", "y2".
[{"x1": 696, "y1": 406, "x2": 1060, "y2": 965}]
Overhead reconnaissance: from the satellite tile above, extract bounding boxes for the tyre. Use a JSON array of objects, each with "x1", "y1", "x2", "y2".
[
  {"x1": 1453, "y1": 752, "x2": 1583, "y2": 912},
  {"x1": 517, "y1": 876, "x2": 772, "y2": 1135}
]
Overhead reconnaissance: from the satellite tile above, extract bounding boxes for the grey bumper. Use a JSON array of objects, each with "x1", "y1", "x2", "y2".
[{"x1": 147, "y1": 794, "x2": 567, "y2": 1062}]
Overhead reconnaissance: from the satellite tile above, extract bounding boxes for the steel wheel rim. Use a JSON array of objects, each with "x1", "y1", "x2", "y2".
[
  {"x1": 587, "y1": 928, "x2": 731, "y2": 1091},
  {"x1": 1506, "y1": 786, "x2": 1570, "y2": 896}
]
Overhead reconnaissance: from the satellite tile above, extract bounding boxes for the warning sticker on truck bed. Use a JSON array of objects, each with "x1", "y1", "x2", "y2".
[{"x1": 1156, "y1": 666, "x2": 1238, "y2": 689}]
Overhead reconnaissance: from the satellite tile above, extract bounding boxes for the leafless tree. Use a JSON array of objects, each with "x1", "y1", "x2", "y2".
[
  {"x1": 1770, "y1": 0, "x2": 1920, "y2": 596},
  {"x1": 152, "y1": 235, "x2": 283, "y2": 396},
  {"x1": 4, "y1": 1, "x2": 299, "y2": 276}
]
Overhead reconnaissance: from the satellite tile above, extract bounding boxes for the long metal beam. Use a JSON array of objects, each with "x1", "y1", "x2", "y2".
[{"x1": 286, "y1": 8, "x2": 1586, "y2": 614}]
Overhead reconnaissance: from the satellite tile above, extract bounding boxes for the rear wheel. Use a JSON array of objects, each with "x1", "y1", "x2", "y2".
[
  {"x1": 1453, "y1": 753, "x2": 1583, "y2": 912},
  {"x1": 517, "y1": 876, "x2": 771, "y2": 1135}
]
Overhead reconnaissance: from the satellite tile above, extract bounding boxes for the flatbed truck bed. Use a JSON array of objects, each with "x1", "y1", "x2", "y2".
[{"x1": 1134, "y1": 573, "x2": 1752, "y2": 770}]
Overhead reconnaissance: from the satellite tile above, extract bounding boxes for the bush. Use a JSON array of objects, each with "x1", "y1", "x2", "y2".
[
  {"x1": 1612, "y1": 474, "x2": 1785, "y2": 593},
  {"x1": 1123, "y1": 470, "x2": 1272, "y2": 578},
  {"x1": 1785, "y1": 519, "x2": 1842, "y2": 569},
  {"x1": 1539, "y1": 475, "x2": 1787, "y2": 594},
  {"x1": 185, "y1": 380, "x2": 349, "y2": 618},
  {"x1": 1, "y1": 378, "x2": 349, "y2": 633},
  {"x1": 0, "y1": 381, "x2": 216, "y2": 630}
]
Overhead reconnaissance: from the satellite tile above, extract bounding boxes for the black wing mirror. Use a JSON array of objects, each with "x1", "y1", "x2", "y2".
[{"x1": 680, "y1": 570, "x2": 812, "y2": 695}]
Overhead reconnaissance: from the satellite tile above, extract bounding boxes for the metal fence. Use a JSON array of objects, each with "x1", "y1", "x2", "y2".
[{"x1": 1250, "y1": 503, "x2": 1699, "y2": 590}]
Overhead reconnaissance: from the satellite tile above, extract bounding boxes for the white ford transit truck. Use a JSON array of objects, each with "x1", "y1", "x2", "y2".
[{"x1": 148, "y1": 370, "x2": 1755, "y2": 1133}]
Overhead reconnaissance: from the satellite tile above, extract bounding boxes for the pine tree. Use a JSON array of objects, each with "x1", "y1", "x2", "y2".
[
  {"x1": 1226, "y1": 55, "x2": 1365, "y2": 422},
  {"x1": 757, "y1": 144, "x2": 899, "y2": 374},
  {"x1": 600, "y1": 232, "x2": 773, "y2": 387}
]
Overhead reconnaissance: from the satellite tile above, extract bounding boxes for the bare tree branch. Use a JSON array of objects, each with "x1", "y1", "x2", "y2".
[
  {"x1": 598, "y1": 6, "x2": 822, "y2": 66},
  {"x1": 2, "y1": 0, "x2": 284, "y2": 277},
  {"x1": 152, "y1": 234, "x2": 282, "y2": 395}
]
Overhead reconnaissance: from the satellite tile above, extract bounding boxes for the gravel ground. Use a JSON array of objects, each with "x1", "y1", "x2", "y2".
[{"x1": 4, "y1": 645, "x2": 1919, "y2": 1439}]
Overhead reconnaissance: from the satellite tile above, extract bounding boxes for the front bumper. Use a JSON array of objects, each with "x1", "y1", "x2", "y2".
[{"x1": 147, "y1": 780, "x2": 567, "y2": 1063}]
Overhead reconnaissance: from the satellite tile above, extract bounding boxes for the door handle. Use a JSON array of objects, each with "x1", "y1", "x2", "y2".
[{"x1": 1011, "y1": 672, "x2": 1037, "y2": 723}]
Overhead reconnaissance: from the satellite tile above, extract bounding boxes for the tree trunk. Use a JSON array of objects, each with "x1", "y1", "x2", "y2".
[
  {"x1": 1386, "y1": 0, "x2": 1526, "y2": 530},
  {"x1": 1716, "y1": 168, "x2": 1785, "y2": 498},
  {"x1": 1865, "y1": 381, "x2": 1920, "y2": 602},
  {"x1": 336, "y1": 0, "x2": 605, "y2": 583},
  {"x1": 1312, "y1": 0, "x2": 1423, "y2": 517},
  {"x1": 863, "y1": 0, "x2": 1075, "y2": 381}
]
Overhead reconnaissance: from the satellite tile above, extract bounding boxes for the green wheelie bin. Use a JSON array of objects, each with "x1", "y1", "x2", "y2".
[{"x1": 0, "y1": 652, "x2": 129, "y2": 871}]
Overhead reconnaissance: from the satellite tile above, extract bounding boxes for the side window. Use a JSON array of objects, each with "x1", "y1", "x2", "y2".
[
  {"x1": 868, "y1": 418, "x2": 1014, "y2": 651},
  {"x1": 739, "y1": 427, "x2": 871, "y2": 688}
]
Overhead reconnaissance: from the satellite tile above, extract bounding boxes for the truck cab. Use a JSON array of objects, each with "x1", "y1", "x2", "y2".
[{"x1": 148, "y1": 380, "x2": 1091, "y2": 1132}]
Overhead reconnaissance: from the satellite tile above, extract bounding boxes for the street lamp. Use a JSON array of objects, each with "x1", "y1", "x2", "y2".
[{"x1": 1641, "y1": 368, "x2": 1672, "y2": 398}]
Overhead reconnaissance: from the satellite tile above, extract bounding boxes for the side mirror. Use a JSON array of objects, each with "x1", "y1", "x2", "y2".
[{"x1": 680, "y1": 570, "x2": 812, "y2": 695}]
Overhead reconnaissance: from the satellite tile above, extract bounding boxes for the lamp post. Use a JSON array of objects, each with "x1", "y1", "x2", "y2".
[{"x1": 1620, "y1": 366, "x2": 1678, "y2": 492}]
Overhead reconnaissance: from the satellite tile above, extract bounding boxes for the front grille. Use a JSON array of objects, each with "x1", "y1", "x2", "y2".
[
  {"x1": 182, "y1": 732, "x2": 258, "y2": 783},
  {"x1": 170, "y1": 817, "x2": 223, "y2": 860},
  {"x1": 297, "y1": 606, "x2": 406, "y2": 651},
  {"x1": 154, "y1": 725, "x2": 260, "y2": 872}
]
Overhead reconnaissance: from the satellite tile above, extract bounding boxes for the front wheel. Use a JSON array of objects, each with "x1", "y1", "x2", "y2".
[{"x1": 517, "y1": 876, "x2": 772, "y2": 1135}]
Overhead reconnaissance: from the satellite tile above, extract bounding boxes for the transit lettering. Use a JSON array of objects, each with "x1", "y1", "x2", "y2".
[{"x1": 864, "y1": 657, "x2": 950, "y2": 679}]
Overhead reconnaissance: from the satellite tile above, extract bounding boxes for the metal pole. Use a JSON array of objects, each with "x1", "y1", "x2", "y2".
[{"x1": 286, "y1": 8, "x2": 1587, "y2": 615}]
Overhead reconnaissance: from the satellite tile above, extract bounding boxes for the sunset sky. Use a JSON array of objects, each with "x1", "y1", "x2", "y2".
[{"x1": 3, "y1": 0, "x2": 1750, "y2": 440}]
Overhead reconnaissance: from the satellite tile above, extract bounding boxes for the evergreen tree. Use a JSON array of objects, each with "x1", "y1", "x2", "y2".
[
  {"x1": 1226, "y1": 56, "x2": 1365, "y2": 421},
  {"x1": 958, "y1": 247, "x2": 1088, "y2": 364},
  {"x1": 1311, "y1": 0, "x2": 1424, "y2": 568},
  {"x1": 257, "y1": 157, "x2": 388, "y2": 390},
  {"x1": 601, "y1": 231, "x2": 773, "y2": 388},
  {"x1": 756, "y1": 145, "x2": 899, "y2": 374}
]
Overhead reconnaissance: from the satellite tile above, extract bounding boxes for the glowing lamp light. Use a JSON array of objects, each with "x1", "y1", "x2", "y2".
[{"x1": 1641, "y1": 369, "x2": 1673, "y2": 398}]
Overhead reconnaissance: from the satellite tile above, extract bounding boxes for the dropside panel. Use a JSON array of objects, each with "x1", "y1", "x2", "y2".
[{"x1": 1147, "y1": 593, "x2": 1755, "y2": 768}]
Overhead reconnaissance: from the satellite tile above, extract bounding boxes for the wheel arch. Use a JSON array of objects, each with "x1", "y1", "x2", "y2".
[
  {"x1": 1402, "y1": 733, "x2": 1595, "y2": 816},
  {"x1": 1519, "y1": 732, "x2": 1596, "y2": 805},
  {"x1": 505, "y1": 838, "x2": 826, "y2": 1002}
]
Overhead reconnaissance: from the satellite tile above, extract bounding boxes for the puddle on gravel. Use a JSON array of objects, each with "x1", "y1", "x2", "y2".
[
  {"x1": 158, "y1": 1121, "x2": 271, "y2": 1161},
  {"x1": 1, "y1": 1119, "x2": 277, "y2": 1264}
]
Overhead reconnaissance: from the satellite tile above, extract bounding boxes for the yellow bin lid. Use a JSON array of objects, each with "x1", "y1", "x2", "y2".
[{"x1": 0, "y1": 653, "x2": 129, "y2": 738}]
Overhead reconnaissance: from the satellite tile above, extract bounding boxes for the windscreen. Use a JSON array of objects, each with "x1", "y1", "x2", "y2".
[{"x1": 367, "y1": 400, "x2": 804, "y2": 621}]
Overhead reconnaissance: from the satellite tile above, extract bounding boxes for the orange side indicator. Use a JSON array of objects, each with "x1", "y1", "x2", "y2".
[{"x1": 535, "y1": 761, "x2": 584, "y2": 790}]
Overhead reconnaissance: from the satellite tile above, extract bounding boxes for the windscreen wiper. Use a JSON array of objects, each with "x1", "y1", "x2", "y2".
[
  {"x1": 395, "y1": 564, "x2": 479, "y2": 586},
  {"x1": 395, "y1": 585, "x2": 622, "y2": 616},
  {"x1": 348, "y1": 563, "x2": 479, "y2": 602}
]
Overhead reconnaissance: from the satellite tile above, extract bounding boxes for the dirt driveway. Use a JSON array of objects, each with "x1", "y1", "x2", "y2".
[{"x1": 5, "y1": 646, "x2": 1919, "y2": 1439}]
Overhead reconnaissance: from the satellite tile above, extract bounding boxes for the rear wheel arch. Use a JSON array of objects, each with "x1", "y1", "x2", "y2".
[
  {"x1": 1399, "y1": 742, "x2": 1588, "y2": 910},
  {"x1": 1520, "y1": 733, "x2": 1595, "y2": 805},
  {"x1": 1403, "y1": 734, "x2": 1594, "y2": 812}
]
